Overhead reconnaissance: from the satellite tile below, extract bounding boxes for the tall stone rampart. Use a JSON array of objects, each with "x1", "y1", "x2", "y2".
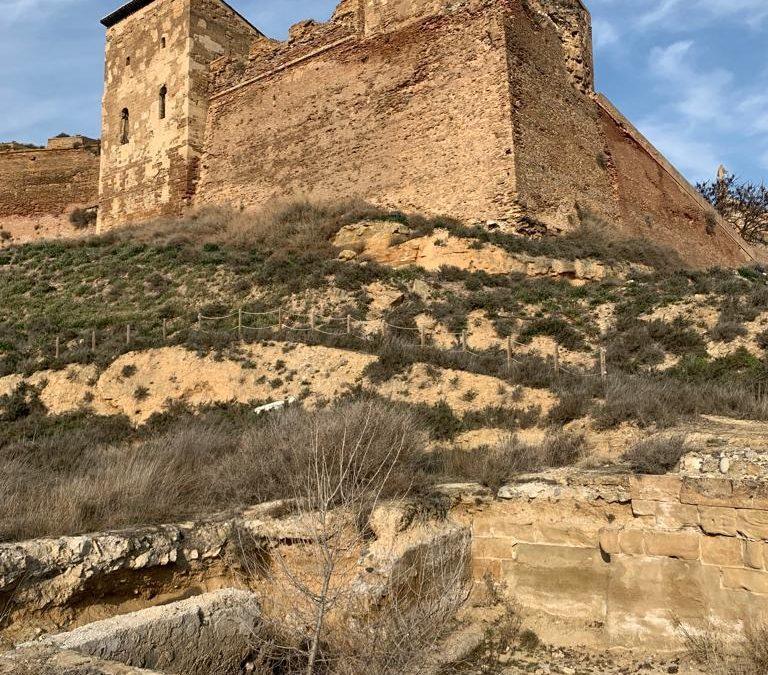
[{"x1": 197, "y1": 1, "x2": 519, "y2": 222}]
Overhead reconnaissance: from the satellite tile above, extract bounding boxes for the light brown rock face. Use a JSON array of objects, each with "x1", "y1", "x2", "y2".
[
  {"x1": 458, "y1": 454, "x2": 768, "y2": 649},
  {"x1": 0, "y1": 502, "x2": 471, "y2": 655},
  {"x1": 334, "y1": 222, "x2": 644, "y2": 281}
]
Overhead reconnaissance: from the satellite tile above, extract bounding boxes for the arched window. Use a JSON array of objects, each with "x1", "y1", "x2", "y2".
[
  {"x1": 120, "y1": 108, "x2": 129, "y2": 144},
  {"x1": 159, "y1": 86, "x2": 167, "y2": 120}
]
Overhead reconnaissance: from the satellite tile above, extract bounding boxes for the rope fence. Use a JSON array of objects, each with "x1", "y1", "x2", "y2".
[{"x1": 34, "y1": 304, "x2": 610, "y2": 383}]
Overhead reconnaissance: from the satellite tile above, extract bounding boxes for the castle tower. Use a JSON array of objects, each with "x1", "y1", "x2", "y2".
[{"x1": 98, "y1": 0, "x2": 261, "y2": 231}]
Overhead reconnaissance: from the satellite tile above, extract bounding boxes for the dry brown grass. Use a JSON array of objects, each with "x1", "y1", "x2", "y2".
[
  {"x1": 621, "y1": 434, "x2": 688, "y2": 475},
  {"x1": 0, "y1": 400, "x2": 427, "y2": 542},
  {"x1": 429, "y1": 430, "x2": 585, "y2": 491},
  {"x1": 97, "y1": 197, "x2": 375, "y2": 253},
  {"x1": 679, "y1": 618, "x2": 768, "y2": 675}
]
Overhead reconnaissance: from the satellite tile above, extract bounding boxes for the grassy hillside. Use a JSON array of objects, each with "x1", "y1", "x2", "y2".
[{"x1": 4, "y1": 199, "x2": 768, "y2": 540}]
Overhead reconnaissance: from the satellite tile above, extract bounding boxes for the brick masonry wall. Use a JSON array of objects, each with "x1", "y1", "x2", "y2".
[
  {"x1": 506, "y1": 2, "x2": 619, "y2": 232},
  {"x1": 599, "y1": 101, "x2": 754, "y2": 269},
  {"x1": 196, "y1": 4, "x2": 518, "y2": 222},
  {"x1": 0, "y1": 147, "x2": 100, "y2": 244},
  {"x1": 465, "y1": 469, "x2": 768, "y2": 648},
  {"x1": 0, "y1": 148, "x2": 99, "y2": 218}
]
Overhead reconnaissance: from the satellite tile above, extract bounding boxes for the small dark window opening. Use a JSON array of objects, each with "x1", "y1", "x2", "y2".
[
  {"x1": 126, "y1": 55, "x2": 131, "y2": 66},
  {"x1": 120, "y1": 108, "x2": 129, "y2": 144},
  {"x1": 161, "y1": 36, "x2": 166, "y2": 48},
  {"x1": 159, "y1": 86, "x2": 167, "y2": 120}
]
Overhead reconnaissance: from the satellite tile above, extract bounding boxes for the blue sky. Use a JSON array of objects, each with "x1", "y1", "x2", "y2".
[{"x1": 1, "y1": 0, "x2": 766, "y2": 184}]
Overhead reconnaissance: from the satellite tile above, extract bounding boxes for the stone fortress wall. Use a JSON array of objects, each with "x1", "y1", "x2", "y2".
[
  {"x1": 0, "y1": 137, "x2": 100, "y2": 245},
  {"x1": 192, "y1": 0, "x2": 755, "y2": 269},
  {"x1": 466, "y1": 451, "x2": 768, "y2": 647},
  {"x1": 0, "y1": 0, "x2": 759, "y2": 268}
]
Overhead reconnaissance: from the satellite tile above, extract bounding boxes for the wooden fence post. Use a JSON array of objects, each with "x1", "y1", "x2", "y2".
[
  {"x1": 126, "y1": 324, "x2": 131, "y2": 347},
  {"x1": 238, "y1": 308, "x2": 243, "y2": 341},
  {"x1": 347, "y1": 314, "x2": 352, "y2": 335},
  {"x1": 309, "y1": 309, "x2": 316, "y2": 332},
  {"x1": 197, "y1": 312, "x2": 202, "y2": 330},
  {"x1": 419, "y1": 326, "x2": 426, "y2": 348},
  {"x1": 277, "y1": 308, "x2": 283, "y2": 329},
  {"x1": 554, "y1": 344, "x2": 560, "y2": 377},
  {"x1": 91, "y1": 330, "x2": 96, "y2": 353},
  {"x1": 55, "y1": 336, "x2": 60, "y2": 360},
  {"x1": 461, "y1": 331, "x2": 468, "y2": 351},
  {"x1": 600, "y1": 347, "x2": 607, "y2": 384},
  {"x1": 162, "y1": 318, "x2": 167, "y2": 341},
  {"x1": 506, "y1": 336, "x2": 512, "y2": 371}
]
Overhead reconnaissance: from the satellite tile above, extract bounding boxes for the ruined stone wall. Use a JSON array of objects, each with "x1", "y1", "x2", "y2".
[
  {"x1": 598, "y1": 98, "x2": 754, "y2": 269},
  {"x1": 506, "y1": 2, "x2": 618, "y2": 232},
  {"x1": 524, "y1": 0, "x2": 593, "y2": 93},
  {"x1": 0, "y1": 147, "x2": 100, "y2": 244},
  {"x1": 98, "y1": 0, "x2": 193, "y2": 230},
  {"x1": 197, "y1": 3, "x2": 518, "y2": 221},
  {"x1": 466, "y1": 460, "x2": 768, "y2": 647}
]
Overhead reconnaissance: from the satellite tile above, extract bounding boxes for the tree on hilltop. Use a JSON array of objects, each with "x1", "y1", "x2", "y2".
[{"x1": 697, "y1": 169, "x2": 768, "y2": 244}]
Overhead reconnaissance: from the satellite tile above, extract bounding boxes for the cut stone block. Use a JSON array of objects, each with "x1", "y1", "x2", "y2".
[
  {"x1": 32, "y1": 589, "x2": 260, "y2": 675},
  {"x1": 722, "y1": 568, "x2": 768, "y2": 595},
  {"x1": 680, "y1": 477, "x2": 734, "y2": 507},
  {"x1": 630, "y1": 475, "x2": 682, "y2": 502},
  {"x1": 736, "y1": 509, "x2": 768, "y2": 540},
  {"x1": 699, "y1": 506, "x2": 738, "y2": 536},
  {"x1": 643, "y1": 531, "x2": 700, "y2": 561},
  {"x1": 700, "y1": 536, "x2": 743, "y2": 568}
]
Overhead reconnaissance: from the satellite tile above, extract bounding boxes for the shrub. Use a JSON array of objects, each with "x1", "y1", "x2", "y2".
[
  {"x1": 621, "y1": 434, "x2": 687, "y2": 474},
  {"x1": 69, "y1": 208, "x2": 98, "y2": 229},
  {"x1": 679, "y1": 618, "x2": 768, "y2": 675},
  {"x1": 709, "y1": 320, "x2": 748, "y2": 343},
  {"x1": 430, "y1": 431, "x2": 584, "y2": 491},
  {"x1": 0, "y1": 399, "x2": 428, "y2": 541},
  {"x1": 0, "y1": 383, "x2": 43, "y2": 422},
  {"x1": 518, "y1": 317, "x2": 586, "y2": 351}
]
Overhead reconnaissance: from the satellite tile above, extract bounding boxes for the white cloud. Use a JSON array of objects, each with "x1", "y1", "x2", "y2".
[
  {"x1": 641, "y1": 39, "x2": 768, "y2": 181},
  {"x1": 638, "y1": 0, "x2": 768, "y2": 28},
  {"x1": 592, "y1": 18, "x2": 619, "y2": 51},
  {"x1": 636, "y1": 119, "x2": 721, "y2": 182}
]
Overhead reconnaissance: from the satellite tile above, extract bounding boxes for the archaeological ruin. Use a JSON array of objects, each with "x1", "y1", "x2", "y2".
[{"x1": 0, "y1": 0, "x2": 759, "y2": 267}]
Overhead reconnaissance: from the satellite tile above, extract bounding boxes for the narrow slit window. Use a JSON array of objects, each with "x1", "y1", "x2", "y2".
[
  {"x1": 126, "y1": 55, "x2": 131, "y2": 66},
  {"x1": 120, "y1": 108, "x2": 129, "y2": 144},
  {"x1": 159, "y1": 86, "x2": 167, "y2": 120},
  {"x1": 161, "y1": 36, "x2": 166, "y2": 48}
]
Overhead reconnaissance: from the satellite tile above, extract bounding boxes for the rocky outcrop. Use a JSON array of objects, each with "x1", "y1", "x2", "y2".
[
  {"x1": 0, "y1": 500, "x2": 471, "y2": 654},
  {"x1": 27, "y1": 589, "x2": 260, "y2": 675},
  {"x1": 334, "y1": 223, "x2": 648, "y2": 282}
]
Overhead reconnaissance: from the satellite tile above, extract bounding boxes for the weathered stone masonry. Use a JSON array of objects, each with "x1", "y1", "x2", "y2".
[
  {"x1": 0, "y1": 136, "x2": 100, "y2": 244},
  {"x1": 2, "y1": 0, "x2": 759, "y2": 268},
  {"x1": 464, "y1": 453, "x2": 768, "y2": 647}
]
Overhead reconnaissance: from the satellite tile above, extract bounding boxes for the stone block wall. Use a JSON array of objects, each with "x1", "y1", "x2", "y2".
[
  {"x1": 197, "y1": 2, "x2": 518, "y2": 221},
  {"x1": 466, "y1": 462, "x2": 768, "y2": 647},
  {"x1": 0, "y1": 146, "x2": 100, "y2": 244}
]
